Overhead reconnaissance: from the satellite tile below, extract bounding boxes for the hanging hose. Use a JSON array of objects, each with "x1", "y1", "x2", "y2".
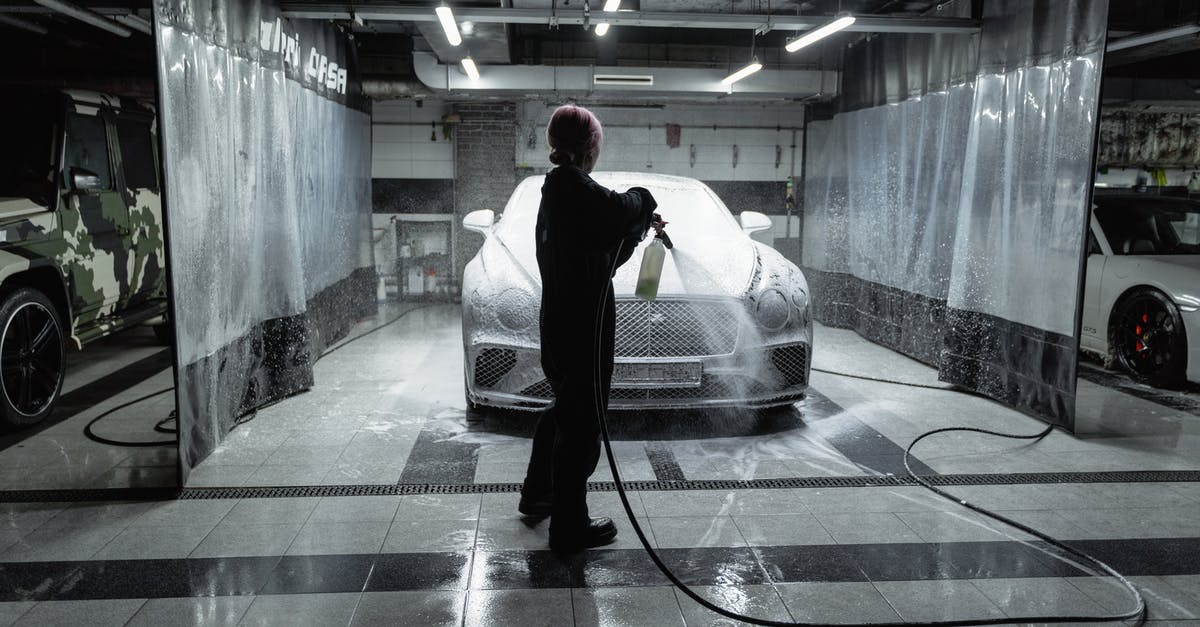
[{"x1": 591, "y1": 238, "x2": 1146, "y2": 626}]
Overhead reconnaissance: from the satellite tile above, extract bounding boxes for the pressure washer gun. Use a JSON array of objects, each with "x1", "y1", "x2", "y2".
[{"x1": 649, "y1": 213, "x2": 673, "y2": 250}]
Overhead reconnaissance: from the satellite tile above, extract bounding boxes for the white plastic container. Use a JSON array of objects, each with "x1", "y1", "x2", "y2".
[{"x1": 635, "y1": 237, "x2": 666, "y2": 301}]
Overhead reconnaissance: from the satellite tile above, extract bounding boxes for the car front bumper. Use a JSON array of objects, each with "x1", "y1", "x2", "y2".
[{"x1": 465, "y1": 341, "x2": 811, "y2": 411}]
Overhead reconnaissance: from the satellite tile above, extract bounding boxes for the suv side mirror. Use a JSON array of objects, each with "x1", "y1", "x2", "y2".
[
  {"x1": 739, "y1": 211, "x2": 772, "y2": 234},
  {"x1": 463, "y1": 209, "x2": 495, "y2": 235},
  {"x1": 69, "y1": 167, "x2": 103, "y2": 193}
]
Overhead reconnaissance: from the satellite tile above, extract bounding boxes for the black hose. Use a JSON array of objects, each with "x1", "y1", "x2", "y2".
[
  {"x1": 592, "y1": 239, "x2": 1146, "y2": 626},
  {"x1": 82, "y1": 388, "x2": 176, "y2": 447},
  {"x1": 83, "y1": 304, "x2": 443, "y2": 445}
]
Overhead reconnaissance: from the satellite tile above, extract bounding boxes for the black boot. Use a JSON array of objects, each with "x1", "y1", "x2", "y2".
[{"x1": 550, "y1": 517, "x2": 618, "y2": 553}]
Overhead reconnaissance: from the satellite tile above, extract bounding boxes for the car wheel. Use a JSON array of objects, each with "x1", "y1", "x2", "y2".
[
  {"x1": 0, "y1": 288, "x2": 66, "y2": 428},
  {"x1": 1111, "y1": 288, "x2": 1188, "y2": 388}
]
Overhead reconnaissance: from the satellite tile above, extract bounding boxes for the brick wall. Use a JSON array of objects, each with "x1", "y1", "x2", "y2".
[{"x1": 453, "y1": 101, "x2": 519, "y2": 278}]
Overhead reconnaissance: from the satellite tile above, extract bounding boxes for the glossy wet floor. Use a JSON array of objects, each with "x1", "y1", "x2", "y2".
[{"x1": 1, "y1": 305, "x2": 1199, "y2": 625}]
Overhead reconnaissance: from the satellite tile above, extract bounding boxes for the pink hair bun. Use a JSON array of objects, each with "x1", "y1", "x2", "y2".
[{"x1": 546, "y1": 105, "x2": 603, "y2": 166}]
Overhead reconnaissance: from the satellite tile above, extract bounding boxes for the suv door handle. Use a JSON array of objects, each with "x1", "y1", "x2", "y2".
[{"x1": 117, "y1": 226, "x2": 132, "y2": 237}]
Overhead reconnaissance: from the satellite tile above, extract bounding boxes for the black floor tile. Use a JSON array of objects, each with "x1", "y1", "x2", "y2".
[
  {"x1": 1062, "y1": 538, "x2": 1200, "y2": 577},
  {"x1": 258, "y1": 554, "x2": 376, "y2": 595},
  {"x1": 365, "y1": 552, "x2": 473, "y2": 591},
  {"x1": 656, "y1": 547, "x2": 771, "y2": 586},
  {"x1": 754, "y1": 545, "x2": 866, "y2": 583},
  {"x1": 470, "y1": 550, "x2": 581, "y2": 590}
]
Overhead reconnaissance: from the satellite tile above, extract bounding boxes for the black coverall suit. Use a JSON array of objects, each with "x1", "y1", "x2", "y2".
[{"x1": 521, "y1": 164, "x2": 657, "y2": 534}]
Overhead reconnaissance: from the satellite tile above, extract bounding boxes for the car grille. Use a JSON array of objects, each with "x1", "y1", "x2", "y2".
[
  {"x1": 520, "y1": 375, "x2": 771, "y2": 401},
  {"x1": 474, "y1": 348, "x2": 517, "y2": 389},
  {"x1": 614, "y1": 299, "x2": 738, "y2": 358},
  {"x1": 770, "y1": 344, "x2": 810, "y2": 387}
]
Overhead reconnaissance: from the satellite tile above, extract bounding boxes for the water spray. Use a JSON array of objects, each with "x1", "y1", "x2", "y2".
[{"x1": 593, "y1": 233, "x2": 1146, "y2": 626}]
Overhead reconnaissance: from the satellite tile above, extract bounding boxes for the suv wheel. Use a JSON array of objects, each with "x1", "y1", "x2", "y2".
[{"x1": 0, "y1": 288, "x2": 65, "y2": 428}]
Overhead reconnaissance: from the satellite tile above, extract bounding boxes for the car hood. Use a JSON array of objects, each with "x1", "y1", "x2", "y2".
[{"x1": 495, "y1": 231, "x2": 758, "y2": 298}]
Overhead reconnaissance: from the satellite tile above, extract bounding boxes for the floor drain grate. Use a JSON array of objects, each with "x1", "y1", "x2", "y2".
[{"x1": 3, "y1": 470, "x2": 1199, "y2": 502}]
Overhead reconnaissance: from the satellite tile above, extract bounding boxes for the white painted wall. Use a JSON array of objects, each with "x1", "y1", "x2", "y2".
[
  {"x1": 372, "y1": 99, "x2": 456, "y2": 179},
  {"x1": 515, "y1": 102, "x2": 805, "y2": 182}
]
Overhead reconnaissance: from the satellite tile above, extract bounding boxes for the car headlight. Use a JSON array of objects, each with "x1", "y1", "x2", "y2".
[
  {"x1": 495, "y1": 287, "x2": 537, "y2": 331},
  {"x1": 792, "y1": 287, "x2": 809, "y2": 311},
  {"x1": 792, "y1": 287, "x2": 810, "y2": 327},
  {"x1": 755, "y1": 288, "x2": 790, "y2": 331}
]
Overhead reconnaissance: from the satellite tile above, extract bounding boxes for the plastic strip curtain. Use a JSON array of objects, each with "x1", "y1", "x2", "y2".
[
  {"x1": 802, "y1": 0, "x2": 1108, "y2": 427},
  {"x1": 942, "y1": 0, "x2": 1109, "y2": 428},
  {"x1": 155, "y1": 0, "x2": 372, "y2": 477}
]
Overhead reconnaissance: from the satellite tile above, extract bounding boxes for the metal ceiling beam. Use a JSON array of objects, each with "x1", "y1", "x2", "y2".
[{"x1": 278, "y1": 5, "x2": 981, "y2": 35}]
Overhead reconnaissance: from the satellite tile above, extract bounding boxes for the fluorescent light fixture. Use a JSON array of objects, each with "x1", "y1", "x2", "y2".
[
  {"x1": 721, "y1": 60, "x2": 763, "y2": 86},
  {"x1": 785, "y1": 14, "x2": 855, "y2": 53},
  {"x1": 35, "y1": 0, "x2": 131, "y2": 37},
  {"x1": 602, "y1": 0, "x2": 621, "y2": 11},
  {"x1": 594, "y1": 22, "x2": 610, "y2": 36},
  {"x1": 113, "y1": 14, "x2": 153, "y2": 36},
  {"x1": 0, "y1": 15, "x2": 49, "y2": 35},
  {"x1": 461, "y1": 57, "x2": 480, "y2": 81},
  {"x1": 1107, "y1": 24, "x2": 1200, "y2": 52},
  {"x1": 435, "y1": 4, "x2": 462, "y2": 46}
]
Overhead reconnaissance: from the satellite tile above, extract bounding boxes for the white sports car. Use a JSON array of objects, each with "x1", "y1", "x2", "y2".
[
  {"x1": 1081, "y1": 193, "x2": 1200, "y2": 387},
  {"x1": 461, "y1": 172, "x2": 812, "y2": 411}
]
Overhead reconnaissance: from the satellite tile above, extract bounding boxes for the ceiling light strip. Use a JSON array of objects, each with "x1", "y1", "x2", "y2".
[
  {"x1": 721, "y1": 60, "x2": 763, "y2": 86},
  {"x1": 435, "y1": 4, "x2": 462, "y2": 46},
  {"x1": 461, "y1": 56, "x2": 480, "y2": 81},
  {"x1": 785, "y1": 14, "x2": 855, "y2": 53}
]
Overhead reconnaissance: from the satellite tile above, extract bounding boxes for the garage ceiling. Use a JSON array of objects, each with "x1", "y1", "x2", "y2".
[{"x1": 1, "y1": 0, "x2": 1198, "y2": 103}]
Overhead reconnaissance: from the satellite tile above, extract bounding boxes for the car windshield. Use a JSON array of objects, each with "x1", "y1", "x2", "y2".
[
  {"x1": 0, "y1": 97, "x2": 57, "y2": 206},
  {"x1": 1095, "y1": 198, "x2": 1200, "y2": 255},
  {"x1": 495, "y1": 179, "x2": 740, "y2": 245}
]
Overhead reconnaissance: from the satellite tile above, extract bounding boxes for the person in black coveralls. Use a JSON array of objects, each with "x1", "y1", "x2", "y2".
[{"x1": 519, "y1": 105, "x2": 658, "y2": 552}]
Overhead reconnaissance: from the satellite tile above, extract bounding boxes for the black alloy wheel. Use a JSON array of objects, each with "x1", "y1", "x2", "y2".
[
  {"x1": 0, "y1": 288, "x2": 66, "y2": 427},
  {"x1": 1112, "y1": 288, "x2": 1188, "y2": 388}
]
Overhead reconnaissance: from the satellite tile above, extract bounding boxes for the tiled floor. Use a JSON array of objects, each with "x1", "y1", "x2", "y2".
[
  {"x1": 0, "y1": 326, "x2": 176, "y2": 491},
  {"x1": 1, "y1": 305, "x2": 1199, "y2": 624}
]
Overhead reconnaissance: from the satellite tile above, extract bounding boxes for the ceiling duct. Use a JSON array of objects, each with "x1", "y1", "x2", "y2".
[
  {"x1": 411, "y1": 52, "x2": 837, "y2": 101},
  {"x1": 279, "y1": 6, "x2": 980, "y2": 35},
  {"x1": 594, "y1": 74, "x2": 654, "y2": 86}
]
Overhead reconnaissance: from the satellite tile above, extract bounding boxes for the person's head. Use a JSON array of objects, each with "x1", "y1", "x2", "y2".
[{"x1": 546, "y1": 105, "x2": 603, "y2": 173}]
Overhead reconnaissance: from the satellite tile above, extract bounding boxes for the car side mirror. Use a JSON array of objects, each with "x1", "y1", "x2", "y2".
[
  {"x1": 463, "y1": 209, "x2": 495, "y2": 235},
  {"x1": 739, "y1": 211, "x2": 772, "y2": 235},
  {"x1": 69, "y1": 167, "x2": 103, "y2": 194}
]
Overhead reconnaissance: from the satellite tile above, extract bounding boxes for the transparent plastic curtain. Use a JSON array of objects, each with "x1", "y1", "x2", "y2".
[
  {"x1": 802, "y1": 0, "x2": 1107, "y2": 426},
  {"x1": 941, "y1": 0, "x2": 1109, "y2": 427},
  {"x1": 155, "y1": 0, "x2": 372, "y2": 476}
]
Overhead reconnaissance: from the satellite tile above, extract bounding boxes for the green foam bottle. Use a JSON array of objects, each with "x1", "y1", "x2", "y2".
[{"x1": 635, "y1": 234, "x2": 667, "y2": 301}]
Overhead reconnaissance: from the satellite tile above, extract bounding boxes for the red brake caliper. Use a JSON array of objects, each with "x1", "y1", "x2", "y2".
[{"x1": 1135, "y1": 312, "x2": 1148, "y2": 357}]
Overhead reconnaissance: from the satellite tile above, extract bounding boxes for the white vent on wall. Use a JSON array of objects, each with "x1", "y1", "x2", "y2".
[{"x1": 593, "y1": 74, "x2": 654, "y2": 86}]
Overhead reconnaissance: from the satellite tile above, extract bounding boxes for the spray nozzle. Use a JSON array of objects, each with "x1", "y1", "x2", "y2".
[{"x1": 650, "y1": 213, "x2": 673, "y2": 250}]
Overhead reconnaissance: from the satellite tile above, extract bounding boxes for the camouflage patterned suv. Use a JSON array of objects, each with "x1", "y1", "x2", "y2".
[{"x1": 0, "y1": 90, "x2": 168, "y2": 428}]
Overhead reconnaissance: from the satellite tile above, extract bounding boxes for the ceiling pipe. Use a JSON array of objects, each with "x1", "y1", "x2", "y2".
[
  {"x1": 33, "y1": 0, "x2": 131, "y2": 37},
  {"x1": 279, "y1": 5, "x2": 980, "y2": 35},
  {"x1": 113, "y1": 13, "x2": 153, "y2": 36},
  {"x1": 0, "y1": 14, "x2": 49, "y2": 35},
  {"x1": 410, "y1": 52, "x2": 837, "y2": 100},
  {"x1": 1106, "y1": 23, "x2": 1200, "y2": 52}
]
